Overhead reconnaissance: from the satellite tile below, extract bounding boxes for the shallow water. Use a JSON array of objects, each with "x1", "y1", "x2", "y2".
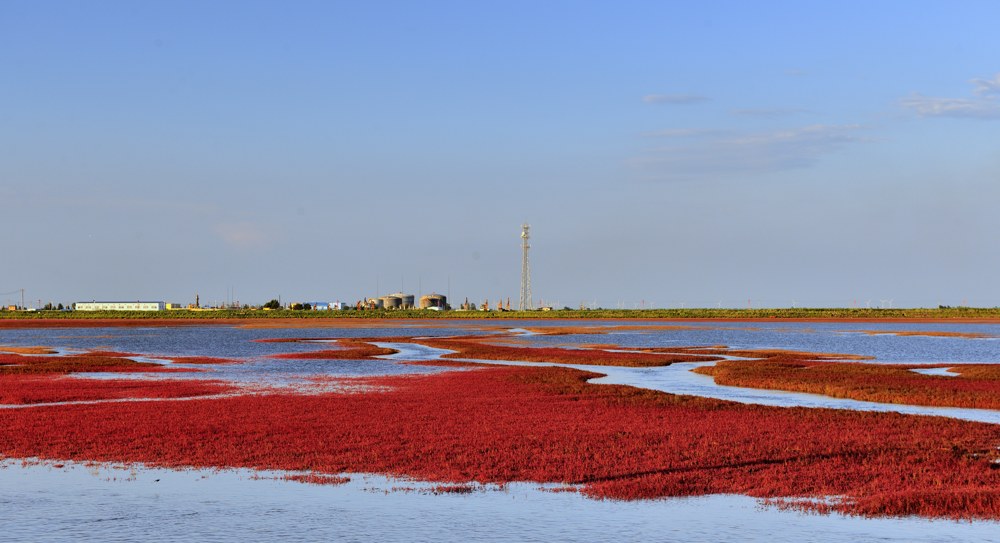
[
  {"x1": 2, "y1": 320, "x2": 1000, "y2": 540},
  {"x1": 518, "y1": 320, "x2": 1000, "y2": 364},
  {"x1": 1, "y1": 461, "x2": 997, "y2": 543}
]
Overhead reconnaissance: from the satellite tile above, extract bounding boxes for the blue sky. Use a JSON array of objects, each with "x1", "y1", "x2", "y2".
[{"x1": 3, "y1": 1, "x2": 1000, "y2": 308}]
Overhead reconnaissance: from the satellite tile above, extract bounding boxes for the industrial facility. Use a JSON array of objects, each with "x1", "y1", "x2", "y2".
[
  {"x1": 380, "y1": 292, "x2": 416, "y2": 309},
  {"x1": 75, "y1": 301, "x2": 166, "y2": 311},
  {"x1": 419, "y1": 293, "x2": 449, "y2": 310},
  {"x1": 58, "y1": 226, "x2": 528, "y2": 313}
]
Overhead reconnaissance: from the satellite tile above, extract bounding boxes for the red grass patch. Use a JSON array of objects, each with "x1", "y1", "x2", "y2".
[
  {"x1": 400, "y1": 360, "x2": 486, "y2": 368},
  {"x1": 695, "y1": 359, "x2": 1000, "y2": 410},
  {"x1": 431, "y1": 484, "x2": 476, "y2": 494},
  {"x1": 168, "y1": 356, "x2": 240, "y2": 365},
  {"x1": 847, "y1": 329, "x2": 994, "y2": 339},
  {"x1": 412, "y1": 336, "x2": 719, "y2": 367},
  {"x1": 0, "y1": 346, "x2": 58, "y2": 355},
  {"x1": 524, "y1": 324, "x2": 759, "y2": 336},
  {"x1": 85, "y1": 350, "x2": 142, "y2": 358},
  {"x1": 1, "y1": 365, "x2": 999, "y2": 519},
  {"x1": 267, "y1": 338, "x2": 398, "y2": 360},
  {"x1": 0, "y1": 375, "x2": 235, "y2": 404},
  {"x1": 282, "y1": 473, "x2": 351, "y2": 485},
  {"x1": 0, "y1": 352, "x2": 182, "y2": 375},
  {"x1": 953, "y1": 365, "x2": 1000, "y2": 379}
]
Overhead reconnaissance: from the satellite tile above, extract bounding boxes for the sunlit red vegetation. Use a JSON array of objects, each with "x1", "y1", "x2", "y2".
[
  {"x1": 399, "y1": 360, "x2": 485, "y2": 368},
  {"x1": 523, "y1": 324, "x2": 760, "y2": 336},
  {"x1": 691, "y1": 347, "x2": 873, "y2": 362},
  {"x1": 0, "y1": 347, "x2": 228, "y2": 407},
  {"x1": 431, "y1": 484, "x2": 476, "y2": 494},
  {"x1": 238, "y1": 319, "x2": 469, "y2": 329},
  {"x1": 0, "y1": 375, "x2": 234, "y2": 405},
  {"x1": 2, "y1": 365, "x2": 999, "y2": 519},
  {"x1": 411, "y1": 337, "x2": 873, "y2": 368},
  {"x1": 265, "y1": 338, "x2": 399, "y2": 360},
  {"x1": 695, "y1": 359, "x2": 1000, "y2": 410},
  {"x1": 0, "y1": 352, "x2": 186, "y2": 375},
  {"x1": 411, "y1": 336, "x2": 722, "y2": 367},
  {"x1": 85, "y1": 350, "x2": 142, "y2": 358},
  {"x1": 0, "y1": 319, "x2": 227, "y2": 329},
  {"x1": 168, "y1": 356, "x2": 240, "y2": 365},
  {"x1": 542, "y1": 485, "x2": 580, "y2": 494},
  {"x1": 282, "y1": 473, "x2": 351, "y2": 485},
  {"x1": 847, "y1": 329, "x2": 994, "y2": 339},
  {"x1": 952, "y1": 365, "x2": 1000, "y2": 379},
  {"x1": 0, "y1": 346, "x2": 57, "y2": 355}
]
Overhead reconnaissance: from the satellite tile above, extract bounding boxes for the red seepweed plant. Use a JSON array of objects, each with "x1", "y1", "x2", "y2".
[
  {"x1": 1, "y1": 364, "x2": 999, "y2": 519},
  {"x1": 0, "y1": 348, "x2": 232, "y2": 404},
  {"x1": 409, "y1": 335, "x2": 721, "y2": 367},
  {"x1": 696, "y1": 358, "x2": 1000, "y2": 410}
]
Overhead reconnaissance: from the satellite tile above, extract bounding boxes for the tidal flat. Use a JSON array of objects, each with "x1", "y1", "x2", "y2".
[{"x1": 2, "y1": 320, "x2": 1000, "y2": 541}]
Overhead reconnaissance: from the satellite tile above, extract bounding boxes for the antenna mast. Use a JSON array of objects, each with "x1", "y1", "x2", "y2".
[{"x1": 519, "y1": 223, "x2": 533, "y2": 311}]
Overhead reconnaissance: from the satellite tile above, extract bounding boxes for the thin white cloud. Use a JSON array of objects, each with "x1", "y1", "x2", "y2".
[
  {"x1": 642, "y1": 94, "x2": 709, "y2": 105},
  {"x1": 731, "y1": 107, "x2": 810, "y2": 118},
  {"x1": 900, "y1": 95, "x2": 1000, "y2": 119},
  {"x1": 631, "y1": 124, "x2": 863, "y2": 179},
  {"x1": 972, "y1": 73, "x2": 1000, "y2": 96},
  {"x1": 901, "y1": 73, "x2": 1000, "y2": 119},
  {"x1": 214, "y1": 222, "x2": 275, "y2": 249},
  {"x1": 641, "y1": 128, "x2": 732, "y2": 138}
]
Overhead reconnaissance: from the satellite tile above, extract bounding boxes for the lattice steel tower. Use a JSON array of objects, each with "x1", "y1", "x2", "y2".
[{"x1": 519, "y1": 223, "x2": 533, "y2": 311}]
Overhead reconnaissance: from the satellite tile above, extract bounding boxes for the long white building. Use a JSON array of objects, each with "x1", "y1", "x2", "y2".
[{"x1": 75, "y1": 301, "x2": 166, "y2": 311}]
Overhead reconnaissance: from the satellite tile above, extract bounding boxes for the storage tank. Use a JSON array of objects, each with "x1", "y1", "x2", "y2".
[
  {"x1": 380, "y1": 295, "x2": 402, "y2": 309},
  {"x1": 419, "y1": 294, "x2": 448, "y2": 309},
  {"x1": 390, "y1": 292, "x2": 415, "y2": 309}
]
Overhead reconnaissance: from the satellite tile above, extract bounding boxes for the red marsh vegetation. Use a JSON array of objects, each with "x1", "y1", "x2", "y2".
[
  {"x1": 0, "y1": 346, "x2": 59, "y2": 355},
  {"x1": 262, "y1": 338, "x2": 400, "y2": 360},
  {"x1": 696, "y1": 359, "x2": 1000, "y2": 410},
  {"x1": 845, "y1": 330, "x2": 995, "y2": 339},
  {"x1": 0, "y1": 319, "x2": 232, "y2": 329},
  {"x1": 409, "y1": 335, "x2": 722, "y2": 367},
  {"x1": 0, "y1": 352, "x2": 189, "y2": 375},
  {"x1": 523, "y1": 324, "x2": 762, "y2": 336},
  {"x1": 168, "y1": 356, "x2": 241, "y2": 365},
  {"x1": 952, "y1": 365, "x2": 1000, "y2": 379},
  {"x1": 1, "y1": 364, "x2": 999, "y2": 519},
  {"x1": 281, "y1": 473, "x2": 351, "y2": 485},
  {"x1": 0, "y1": 348, "x2": 230, "y2": 404},
  {"x1": 0, "y1": 375, "x2": 235, "y2": 405},
  {"x1": 257, "y1": 334, "x2": 709, "y2": 366}
]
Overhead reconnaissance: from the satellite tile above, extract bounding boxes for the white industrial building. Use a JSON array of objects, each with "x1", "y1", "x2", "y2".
[{"x1": 75, "y1": 301, "x2": 166, "y2": 311}]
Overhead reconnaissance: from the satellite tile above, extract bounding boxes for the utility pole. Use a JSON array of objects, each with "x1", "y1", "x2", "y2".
[{"x1": 519, "y1": 224, "x2": 532, "y2": 311}]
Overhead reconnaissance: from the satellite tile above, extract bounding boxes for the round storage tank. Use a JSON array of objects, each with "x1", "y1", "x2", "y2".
[
  {"x1": 380, "y1": 296, "x2": 402, "y2": 309},
  {"x1": 420, "y1": 294, "x2": 447, "y2": 309},
  {"x1": 391, "y1": 293, "x2": 415, "y2": 309}
]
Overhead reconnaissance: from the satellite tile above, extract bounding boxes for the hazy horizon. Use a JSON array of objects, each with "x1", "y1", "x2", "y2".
[{"x1": 4, "y1": 2, "x2": 1000, "y2": 309}]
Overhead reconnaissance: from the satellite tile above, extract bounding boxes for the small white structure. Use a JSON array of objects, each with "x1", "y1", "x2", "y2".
[
  {"x1": 308, "y1": 301, "x2": 349, "y2": 311},
  {"x1": 75, "y1": 301, "x2": 166, "y2": 311}
]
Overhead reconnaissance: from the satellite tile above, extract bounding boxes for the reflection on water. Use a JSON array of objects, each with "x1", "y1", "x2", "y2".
[
  {"x1": 520, "y1": 321, "x2": 1000, "y2": 364},
  {"x1": 1, "y1": 461, "x2": 997, "y2": 543},
  {"x1": 5, "y1": 320, "x2": 1000, "y2": 365}
]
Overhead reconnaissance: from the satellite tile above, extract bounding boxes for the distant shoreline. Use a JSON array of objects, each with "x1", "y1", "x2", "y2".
[{"x1": 2, "y1": 307, "x2": 1000, "y2": 327}]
